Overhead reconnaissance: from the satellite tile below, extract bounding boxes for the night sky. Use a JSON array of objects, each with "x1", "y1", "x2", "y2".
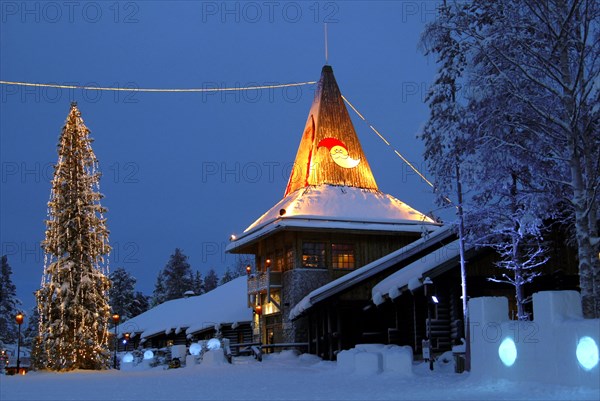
[{"x1": 0, "y1": 1, "x2": 450, "y2": 312}]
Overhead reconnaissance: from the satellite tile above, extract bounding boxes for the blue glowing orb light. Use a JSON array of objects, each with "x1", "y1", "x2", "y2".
[
  {"x1": 207, "y1": 338, "x2": 221, "y2": 350},
  {"x1": 143, "y1": 350, "x2": 154, "y2": 360},
  {"x1": 122, "y1": 352, "x2": 134, "y2": 363},
  {"x1": 576, "y1": 336, "x2": 599, "y2": 371},
  {"x1": 189, "y1": 343, "x2": 202, "y2": 356},
  {"x1": 498, "y1": 337, "x2": 517, "y2": 367}
]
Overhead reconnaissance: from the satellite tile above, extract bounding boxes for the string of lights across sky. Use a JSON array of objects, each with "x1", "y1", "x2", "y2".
[{"x1": 0, "y1": 79, "x2": 436, "y2": 193}]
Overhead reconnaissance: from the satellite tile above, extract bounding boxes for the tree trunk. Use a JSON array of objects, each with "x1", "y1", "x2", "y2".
[
  {"x1": 455, "y1": 163, "x2": 470, "y2": 370},
  {"x1": 572, "y1": 156, "x2": 597, "y2": 318},
  {"x1": 514, "y1": 266, "x2": 527, "y2": 320},
  {"x1": 556, "y1": 0, "x2": 598, "y2": 318}
]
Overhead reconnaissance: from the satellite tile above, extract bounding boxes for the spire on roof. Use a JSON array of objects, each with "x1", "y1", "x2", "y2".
[{"x1": 284, "y1": 65, "x2": 378, "y2": 196}]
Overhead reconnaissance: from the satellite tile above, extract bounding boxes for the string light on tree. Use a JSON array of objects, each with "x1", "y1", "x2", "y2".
[{"x1": 34, "y1": 103, "x2": 112, "y2": 371}]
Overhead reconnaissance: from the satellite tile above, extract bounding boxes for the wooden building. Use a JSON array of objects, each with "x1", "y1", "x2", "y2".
[
  {"x1": 226, "y1": 65, "x2": 439, "y2": 345},
  {"x1": 114, "y1": 277, "x2": 252, "y2": 353},
  {"x1": 289, "y1": 224, "x2": 579, "y2": 360}
]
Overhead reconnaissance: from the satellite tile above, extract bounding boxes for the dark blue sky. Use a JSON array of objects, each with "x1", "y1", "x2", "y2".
[{"x1": 1, "y1": 1, "x2": 449, "y2": 312}]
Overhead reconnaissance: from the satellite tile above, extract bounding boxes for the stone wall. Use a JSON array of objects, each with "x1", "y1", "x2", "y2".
[{"x1": 281, "y1": 269, "x2": 330, "y2": 343}]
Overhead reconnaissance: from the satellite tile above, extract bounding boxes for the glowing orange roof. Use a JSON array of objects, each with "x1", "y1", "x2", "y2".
[
  {"x1": 227, "y1": 65, "x2": 438, "y2": 253},
  {"x1": 285, "y1": 65, "x2": 378, "y2": 196}
]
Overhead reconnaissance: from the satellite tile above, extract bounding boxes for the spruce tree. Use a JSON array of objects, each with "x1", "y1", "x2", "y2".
[
  {"x1": 162, "y1": 248, "x2": 194, "y2": 301},
  {"x1": 22, "y1": 307, "x2": 39, "y2": 347},
  {"x1": 0, "y1": 255, "x2": 20, "y2": 345},
  {"x1": 220, "y1": 267, "x2": 234, "y2": 285},
  {"x1": 192, "y1": 271, "x2": 204, "y2": 296},
  {"x1": 151, "y1": 270, "x2": 167, "y2": 307},
  {"x1": 232, "y1": 257, "x2": 251, "y2": 278},
  {"x1": 204, "y1": 269, "x2": 219, "y2": 292},
  {"x1": 35, "y1": 103, "x2": 111, "y2": 371},
  {"x1": 130, "y1": 292, "x2": 150, "y2": 317},
  {"x1": 109, "y1": 267, "x2": 136, "y2": 321}
]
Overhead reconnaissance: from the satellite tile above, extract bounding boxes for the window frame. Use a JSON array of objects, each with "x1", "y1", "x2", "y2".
[
  {"x1": 331, "y1": 243, "x2": 356, "y2": 270},
  {"x1": 301, "y1": 241, "x2": 327, "y2": 269}
]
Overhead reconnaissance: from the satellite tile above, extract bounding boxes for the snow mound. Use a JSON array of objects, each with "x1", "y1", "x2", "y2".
[
  {"x1": 265, "y1": 350, "x2": 300, "y2": 361},
  {"x1": 337, "y1": 344, "x2": 413, "y2": 376},
  {"x1": 298, "y1": 353, "x2": 322, "y2": 364},
  {"x1": 202, "y1": 349, "x2": 228, "y2": 366}
]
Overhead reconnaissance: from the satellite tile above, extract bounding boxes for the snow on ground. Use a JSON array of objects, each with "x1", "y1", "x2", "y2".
[{"x1": 1, "y1": 352, "x2": 597, "y2": 401}]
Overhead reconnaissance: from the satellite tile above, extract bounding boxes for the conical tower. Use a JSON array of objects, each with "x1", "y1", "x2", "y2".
[
  {"x1": 285, "y1": 65, "x2": 378, "y2": 196},
  {"x1": 235, "y1": 65, "x2": 434, "y2": 234}
]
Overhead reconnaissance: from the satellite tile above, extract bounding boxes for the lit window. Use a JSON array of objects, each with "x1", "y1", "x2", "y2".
[
  {"x1": 273, "y1": 249, "x2": 283, "y2": 272},
  {"x1": 332, "y1": 243, "x2": 355, "y2": 269},
  {"x1": 302, "y1": 242, "x2": 326, "y2": 268},
  {"x1": 284, "y1": 248, "x2": 294, "y2": 270}
]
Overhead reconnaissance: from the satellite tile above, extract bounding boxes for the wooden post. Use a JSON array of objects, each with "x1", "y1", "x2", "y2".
[
  {"x1": 337, "y1": 309, "x2": 342, "y2": 355},
  {"x1": 315, "y1": 310, "x2": 320, "y2": 357},
  {"x1": 307, "y1": 315, "x2": 313, "y2": 354},
  {"x1": 327, "y1": 305, "x2": 333, "y2": 360}
]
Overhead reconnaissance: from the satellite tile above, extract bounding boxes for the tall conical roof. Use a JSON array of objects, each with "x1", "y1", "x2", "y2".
[
  {"x1": 284, "y1": 65, "x2": 378, "y2": 196},
  {"x1": 226, "y1": 65, "x2": 438, "y2": 253}
]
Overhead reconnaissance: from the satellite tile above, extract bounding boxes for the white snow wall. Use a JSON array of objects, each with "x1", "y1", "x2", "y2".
[{"x1": 469, "y1": 291, "x2": 599, "y2": 388}]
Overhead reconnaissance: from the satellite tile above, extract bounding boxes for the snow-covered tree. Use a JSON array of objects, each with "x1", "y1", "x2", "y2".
[
  {"x1": 109, "y1": 267, "x2": 136, "y2": 321},
  {"x1": 130, "y1": 291, "x2": 149, "y2": 317},
  {"x1": 204, "y1": 269, "x2": 219, "y2": 293},
  {"x1": 219, "y1": 267, "x2": 234, "y2": 285},
  {"x1": 192, "y1": 271, "x2": 204, "y2": 296},
  {"x1": 467, "y1": 0, "x2": 599, "y2": 317},
  {"x1": 35, "y1": 103, "x2": 112, "y2": 371},
  {"x1": 22, "y1": 307, "x2": 39, "y2": 347},
  {"x1": 162, "y1": 248, "x2": 194, "y2": 301},
  {"x1": 422, "y1": 0, "x2": 600, "y2": 317},
  {"x1": 469, "y1": 171, "x2": 549, "y2": 319},
  {"x1": 0, "y1": 255, "x2": 20, "y2": 345},
  {"x1": 233, "y1": 256, "x2": 253, "y2": 277},
  {"x1": 151, "y1": 270, "x2": 167, "y2": 307},
  {"x1": 420, "y1": 1, "x2": 472, "y2": 333}
]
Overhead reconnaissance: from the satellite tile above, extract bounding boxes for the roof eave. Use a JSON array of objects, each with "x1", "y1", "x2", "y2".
[{"x1": 226, "y1": 216, "x2": 441, "y2": 254}]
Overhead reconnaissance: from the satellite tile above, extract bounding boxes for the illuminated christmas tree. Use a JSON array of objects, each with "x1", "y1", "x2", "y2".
[{"x1": 35, "y1": 103, "x2": 111, "y2": 371}]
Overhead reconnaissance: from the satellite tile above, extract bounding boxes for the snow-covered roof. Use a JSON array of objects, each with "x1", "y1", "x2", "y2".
[
  {"x1": 116, "y1": 277, "x2": 251, "y2": 340},
  {"x1": 371, "y1": 239, "x2": 466, "y2": 305},
  {"x1": 227, "y1": 66, "x2": 439, "y2": 253},
  {"x1": 288, "y1": 225, "x2": 456, "y2": 320},
  {"x1": 227, "y1": 185, "x2": 438, "y2": 253}
]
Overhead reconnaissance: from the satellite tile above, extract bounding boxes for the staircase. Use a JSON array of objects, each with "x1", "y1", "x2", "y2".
[{"x1": 426, "y1": 301, "x2": 452, "y2": 351}]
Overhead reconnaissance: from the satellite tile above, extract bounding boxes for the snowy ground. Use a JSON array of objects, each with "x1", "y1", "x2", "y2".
[{"x1": 1, "y1": 352, "x2": 598, "y2": 401}]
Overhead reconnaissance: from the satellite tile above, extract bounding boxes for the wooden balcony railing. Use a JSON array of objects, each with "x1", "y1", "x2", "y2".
[{"x1": 247, "y1": 269, "x2": 282, "y2": 294}]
